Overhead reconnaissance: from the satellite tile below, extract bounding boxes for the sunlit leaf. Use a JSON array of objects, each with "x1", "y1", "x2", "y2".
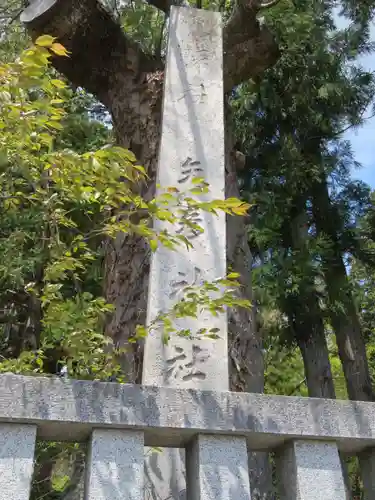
[
  {"x1": 51, "y1": 43, "x2": 70, "y2": 57},
  {"x1": 50, "y1": 79, "x2": 66, "y2": 89},
  {"x1": 35, "y1": 35, "x2": 56, "y2": 47}
]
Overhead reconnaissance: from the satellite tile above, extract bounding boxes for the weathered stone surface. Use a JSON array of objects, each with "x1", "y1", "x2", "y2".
[
  {"x1": 275, "y1": 441, "x2": 346, "y2": 500},
  {"x1": 1, "y1": 374, "x2": 375, "y2": 452},
  {"x1": 142, "y1": 7, "x2": 227, "y2": 499},
  {"x1": 0, "y1": 423, "x2": 36, "y2": 500},
  {"x1": 85, "y1": 429, "x2": 144, "y2": 500},
  {"x1": 145, "y1": 447, "x2": 186, "y2": 500},
  {"x1": 143, "y1": 6, "x2": 227, "y2": 391},
  {"x1": 186, "y1": 435, "x2": 251, "y2": 500}
]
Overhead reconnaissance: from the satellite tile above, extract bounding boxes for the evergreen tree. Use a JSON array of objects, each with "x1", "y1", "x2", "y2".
[{"x1": 232, "y1": 0, "x2": 375, "y2": 398}]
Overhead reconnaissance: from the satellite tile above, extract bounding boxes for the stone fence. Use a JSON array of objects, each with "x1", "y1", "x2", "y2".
[{"x1": 1, "y1": 373, "x2": 375, "y2": 499}]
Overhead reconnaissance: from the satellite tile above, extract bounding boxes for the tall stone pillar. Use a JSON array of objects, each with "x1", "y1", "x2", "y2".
[{"x1": 142, "y1": 7, "x2": 251, "y2": 500}]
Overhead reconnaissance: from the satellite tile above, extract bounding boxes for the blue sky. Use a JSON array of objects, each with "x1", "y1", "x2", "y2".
[{"x1": 334, "y1": 13, "x2": 375, "y2": 188}]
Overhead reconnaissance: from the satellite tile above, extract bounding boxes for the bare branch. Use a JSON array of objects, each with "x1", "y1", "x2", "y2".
[
  {"x1": 7, "y1": 7, "x2": 23, "y2": 25},
  {"x1": 288, "y1": 377, "x2": 307, "y2": 396}
]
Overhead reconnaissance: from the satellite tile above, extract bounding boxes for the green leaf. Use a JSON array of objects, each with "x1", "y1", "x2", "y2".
[
  {"x1": 231, "y1": 205, "x2": 249, "y2": 216},
  {"x1": 209, "y1": 327, "x2": 220, "y2": 333},
  {"x1": 46, "y1": 121, "x2": 63, "y2": 130},
  {"x1": 224, "y1": 197, "x2": 243, "y2": 207},
  {"x1": 35, "y1": 35, "x2": 56, "y2": 47},
  {"x1": 162, "y1": 331, "x2": 170, "y2": 345},
  {"x1": 50, "y1": 79, "x2": 67, "y2": 89},
  {"x1": 227, "y1": 272, "x2": 240, "y2": 279},
  {"x1": 135, "y1": 325, "x2": 147, "y2": 339},
  {"x1": 318, "y1": 86, "x2": 329, "y2": 99},
  {"x1": 150, "y1": 239, "x2": 158, "y2": 252},
  {"x1": 189, "y1": 188, "x2": 205, "y2": 195},
  {"x1": 192, "y1": 177, "x2": 205, "y2": 185}
]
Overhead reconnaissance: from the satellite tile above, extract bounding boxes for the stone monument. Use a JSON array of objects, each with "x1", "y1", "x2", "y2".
[{"x1": 142, "y1": 6, "x2": 251, "y2": 500}]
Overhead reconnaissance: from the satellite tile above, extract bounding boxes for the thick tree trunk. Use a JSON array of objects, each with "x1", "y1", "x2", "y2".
[
  {"x1": 285, "y1": 207, "x2": 336, "y2": 399},
  {"x1": 312, "y1": 179, "x2": 374, "y2": 402},
  {"x1": 103, "y1": 71, "x2": 163, "y2": 382},
  {"x1": 225, "y1": 110, "x2": 264, "y2": 395},
  {"x1": 298, "y1": 323, "x2": 352, "y2": 497},
  {"x1": 297, "y1": 319, "x2": 335, "y2": 398}
]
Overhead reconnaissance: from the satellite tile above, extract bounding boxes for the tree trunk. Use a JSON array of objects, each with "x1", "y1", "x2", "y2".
[
  {"x1": 312, "y1": 178, "x2": 374, "y2": 402},
  {"x1": 226, "y1": 110, "x2": 274, "y2": 499},
  {"x1": 297, "y1": 320, "x2": 335, "y2": 398},
  {"x1": 311, "y1": 178, "x2": 373, "y2": 498},
  {"x1": 103, "y1": 70, "x2": 164, "y2": 382},
  {"x1": 278, "y1": 202, "x2": 335, "y2": 396},
  {"x1": 284, "y1": 206, "x2": 336, "y2": 399}
]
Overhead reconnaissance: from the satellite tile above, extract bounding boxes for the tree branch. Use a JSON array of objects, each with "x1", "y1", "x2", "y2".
[
  {"x1": 146, "y1": 0, "x2": 172, "y2": 12},
  {"x1": 6, "y1": 7, "x2": 23, "y2": 25},
  {"x1": 21, "y1": 0, "x2": 279, "y2": 99},
  {"x1": 20, "y1": 0, "x2": 160, "y2": 106},
  {"x1": 288, "y1": 377, "x2": 307, "y2": 396},
  {"x1": 223, "y1": 0, "x2": 279, "y2": 91}
]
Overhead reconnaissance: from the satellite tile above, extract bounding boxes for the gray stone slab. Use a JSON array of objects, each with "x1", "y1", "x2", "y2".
[
  {"x1": 0, "y1": 423, "x2": 36, "y2": 500},
  {"x1": 143, "y1": 6, "x2": 227, "y2": 392},
  {"x1": 145, "y1": 448, "x2": 186, "y2": 500},
  {"x1": 1, "y1": 374, "x2": 375, "y2": 452},
  {"x1": 275, "y1": 440, "x2": 346, "y2": 500},
  {"x1": 142, "y1": 7, "x2": 227, "y2": 499},
  {"x1": 84, "y1": 429, "x2": 144, "y2": 500},
  {"x1": 359, "y1": 447, "x2": 375, "y2": 500},
  {"x1": 186, "y1": 434, "x2": 251, "y2": 500}
]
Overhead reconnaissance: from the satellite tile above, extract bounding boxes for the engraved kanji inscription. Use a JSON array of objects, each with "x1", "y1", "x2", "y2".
[
  {"x1": 176, "y1": 209, "x2": 203, "y2": 240},
  {"x1": 178, "y1": 156, "x2": 203, "y2": 184},
  {"x1": 165, "y1": 344, "x2": 210, "y2": 382},
  {"x1": 169, "y1": 266, "x2": 202, "y2": 300}
]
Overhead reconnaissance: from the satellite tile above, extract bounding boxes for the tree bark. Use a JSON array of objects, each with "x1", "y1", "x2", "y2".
[
  {"x1": 296, "y1": 316, "x2": 336, "y2": 398},
  {"x1": 312, "y1": 178, "x2": 374, "y2": 402},
  {"x1": 284, "y1": 206, "x2": 336, "y2": 399}
]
